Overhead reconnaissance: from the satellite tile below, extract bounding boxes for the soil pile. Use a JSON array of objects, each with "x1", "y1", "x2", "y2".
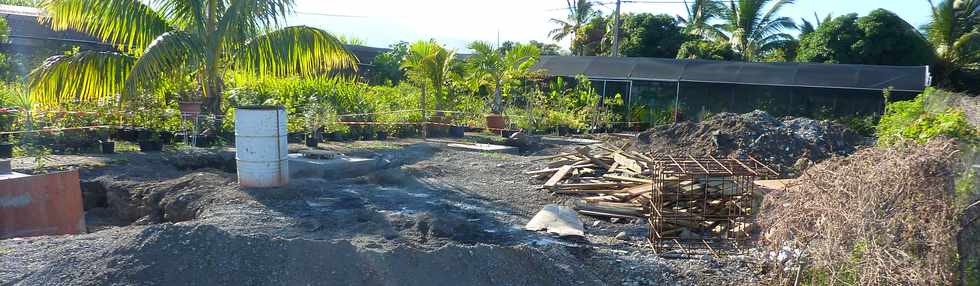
[{"x1": 637, "y1": 110, "x2": 867, "y2": 175}]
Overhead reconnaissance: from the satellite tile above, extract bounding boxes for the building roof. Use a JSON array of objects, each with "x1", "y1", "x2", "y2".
[{"x1": 532, "y1": 56, "x2": 930, "y2": 92}]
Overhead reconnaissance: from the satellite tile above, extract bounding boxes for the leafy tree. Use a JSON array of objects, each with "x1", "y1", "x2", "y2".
[
  {"x1": 465, "y1": 41, "x2": 540, "y2": 113},
  {"x1": 796, "y1": 14, "x2": 863, "y2": 63},
  {"x1": 367, "y1": 41, "x2": 408, "y2": 85},
  {"x1": 798, "y1": 10, "x2": 935, "y2": 66},
  {"x1": 529, "y1": 40, "x2": 563, "y2": 55},
  {"x1": 337, "y1": 35, "x2": 366, "y2": 46},
  {"x1": 676, "y1": 40, "x2": 737, "y2": 61},
  {"x1": 718, "y1": 0, "x2": 797, "y2": 61},
  {"x1": 28, "y1": 0, "x2": 356, "y2": 115},
  {"x1": 607, "y1": 13, "x2": 688, "y2": 58},
  {"x1": 677, "y1": 0, "x2": 724, "y2": 40},
  {"x1": 925, "y1": 0, "x2": 980, "y2": 92},
  {"x1": 401, "y1": 40, "x2": 455, "y2": 111},
  {"x1": 548, "y1": 0, "x2": 598, "y2": 56},
  {"x1": 854, "y1": 9, "x2": 935, "y2": 66},
  {"x1": 574, "y1": 15, "x2": 608, "y2": 56}
]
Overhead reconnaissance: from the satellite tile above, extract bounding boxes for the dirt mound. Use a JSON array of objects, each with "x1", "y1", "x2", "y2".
[
  {"x1": 6, "y1": 224, "x2": 604, "y2": 286},
  {"x1": 637, "y1": 111, "x2": 867, "y2": 175}
]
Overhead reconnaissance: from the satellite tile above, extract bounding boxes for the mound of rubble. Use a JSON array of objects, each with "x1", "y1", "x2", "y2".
[{"x1": 637, "y1": 111, "x2": 867, "y2": 175}]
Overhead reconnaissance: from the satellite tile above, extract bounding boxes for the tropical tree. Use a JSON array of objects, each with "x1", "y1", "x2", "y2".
[
  {"x1": 925, "y1": 0, "x2": 980, "y2": 91},
  {"x1": 401, "y1": 40, "x2": 456, "y2": 111},
  {"x1": 465, "y1": 41, "x2": 540, "y2": 113},
  {"x1": 677, "y1": 0, "x2": 724, "y2": 40},
  {"x1": 609, "y1": 13, "x2": 688, "y2": 58},
  {"x1": 797, "y1": 10, "x2": 934, "y2": 66},
  {"x1": 548, "y1": 0, "x2": 598, "y2": 56},
  {"x1": 718, "y1": 0, "x2": 797, "y2": 61},
  {"x1": 28, "y1": 0, "x2": 357, "y2": 115},
  {"x1": 799, "y1": 12, "x2": 833, "y2": 36}
]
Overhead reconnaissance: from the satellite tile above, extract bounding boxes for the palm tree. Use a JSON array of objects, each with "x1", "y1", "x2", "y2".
[
  {"x1": 465, "y1": 41, "x2": 540, "y2": 113},
  {"x1": 548, "y1": 0, "x2": 597, "y2": 56},
  {"x1": 925, "y1": 0, "x2": 980, "y2": 87},
  {"x1": 718, "y1": 0, "x2": 797, "y2": 61},
  {"x1": 401, "y1": 40, "x2": 456, "y2": 111},
  {"x1": 28, "y1": 0, "x2": 356, "y2": 115},
  {"x1": 799, "y1": 12, "x2": 833, "y2": 36},
  {"x1": 677, "y1": 0, "x2": 724, "y2": 40}
]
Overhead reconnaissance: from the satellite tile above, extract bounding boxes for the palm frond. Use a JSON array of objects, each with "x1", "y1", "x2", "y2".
[
  {"x1": 27, "y1": 51, "x2": 136, "y2": 106},
  {"x1": 234, "y1": 26, "x2": 357, "y2": 78},
  {"x1": 125, "y1": 31, "x2": 203, "y2": 97},
  {"x1": 40, "y1": 0, "x2": 173, "y2": 54}
]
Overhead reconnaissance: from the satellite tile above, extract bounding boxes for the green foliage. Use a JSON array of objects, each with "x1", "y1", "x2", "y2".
[
  {"x1": 367, "y1": 41, "x2": 408, "y2": 85},
  {"x1": 548, "y1": 0, "x2": 598, "y2": 56},
  {"x1": 717, "y1": 0, "x2": 797, "y2": 61},
  {"x1": 29, "y1": 0, "x2": 357, "y2": 115},
  {"x1": 798, "y1": 10, "x2": 935, "y2": 66},
  {"x1": 676, "y1": 40, "x2": 737, "y2": 61},
  {"x1": 611, "y1": 13, "x2": 688, "y2": 58},
  {"x1": 0, "y1": 0, "x2": 39, "y2": 6},
  {"x1": 877, "y1": 88, "x2": 978, "y2": 145},
  {"x1": 925, "y1": 0, "x2": 980, "y2": 93}
]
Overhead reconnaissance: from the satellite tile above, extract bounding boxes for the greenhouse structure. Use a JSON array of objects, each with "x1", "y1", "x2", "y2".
[{"x1": 531, "y1": 56, "x2": 931, "y2": 125}]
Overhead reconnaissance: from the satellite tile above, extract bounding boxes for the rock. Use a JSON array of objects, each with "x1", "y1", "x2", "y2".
[
  {"x1": 615, "y1": 231, "x2": 630, "y2": 241},
  {"x1": 592, "y1": 220, "x2": 601, "y2": 227}
]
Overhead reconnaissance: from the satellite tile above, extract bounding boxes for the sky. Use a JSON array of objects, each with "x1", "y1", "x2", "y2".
[{"x1": 285, "y1": 0, "x2": 934, "y2": 52}]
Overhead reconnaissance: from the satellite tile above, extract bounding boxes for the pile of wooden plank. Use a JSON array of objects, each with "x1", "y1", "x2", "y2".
[{"x1": 527, "y1": 145, "x2": 655, "y2": 219}]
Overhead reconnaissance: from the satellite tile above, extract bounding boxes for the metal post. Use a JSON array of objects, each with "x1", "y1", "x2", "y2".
[
  {"x1": 674, "y1": 81, "x2": 681, "y2": 123},
  {"x1": 627, "y1": 80, "x2": 633, "y2": 129}
]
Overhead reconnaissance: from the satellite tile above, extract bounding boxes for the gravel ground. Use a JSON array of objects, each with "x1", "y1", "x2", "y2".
[{"x1": 1, "y1": 139, "x2": 766, "y2": 285}]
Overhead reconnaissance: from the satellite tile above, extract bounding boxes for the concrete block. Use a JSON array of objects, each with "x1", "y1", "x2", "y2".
[
  {"x1": 446, "y1": 143, "x2": 519, "y2": 154},
  {"x1": 288, "y1": 154, "x2": 390, "y2": 180}
]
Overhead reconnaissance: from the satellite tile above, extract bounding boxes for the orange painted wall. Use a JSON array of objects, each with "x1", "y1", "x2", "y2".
[{"x1": 0, "y1": 170, "x2": 84, "y2": 238}]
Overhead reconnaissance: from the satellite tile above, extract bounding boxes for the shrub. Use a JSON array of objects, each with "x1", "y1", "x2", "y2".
[{"x1": 877, "y1": 88, "x2": 978, "y2": 145}]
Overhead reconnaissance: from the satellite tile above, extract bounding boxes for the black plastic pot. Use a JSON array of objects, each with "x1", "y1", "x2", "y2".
[
  {"x1": 0, "y1": 142, "x2": 12, "y2": 159},
  {"x1": 192, "y1": 135, "x2": 214, "y2": 148},
  {"x1": 159, "y1": 131, "x2": 175, "y2": 144},
  {"x1": 501, "y1": 130, "x2": 517, "y2": 138},
  {"x1": 376, "y1": 131, "x2": 387, "y2": 141},
  {"x1": 100, "y1": 141, "x2": 115, "y2": 154},
  {"x1": 328, "y1": 132, "x2": 344, "y2": 142},
  {"x1": 449, "y1": 126, "x2": 465, "y2": 138},
  {"x1": 305, "y1": 135, "x2": 318, "y2": 148},
  {"x1": 138, "y1": 141, "x2": 163, "y2": 152}
]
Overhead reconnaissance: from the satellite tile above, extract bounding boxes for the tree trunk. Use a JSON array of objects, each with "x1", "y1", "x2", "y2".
[{"x1": 492, "y1": 78, "x2": 503, "y2": 114}]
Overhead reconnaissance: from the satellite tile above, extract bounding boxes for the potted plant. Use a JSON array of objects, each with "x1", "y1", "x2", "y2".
[
  {"x1": 303, "y1": 101, "x2": 336, "y2": 148},
  {"x1": 97, "y1": 128, "x2": 114, "y2": 154}
]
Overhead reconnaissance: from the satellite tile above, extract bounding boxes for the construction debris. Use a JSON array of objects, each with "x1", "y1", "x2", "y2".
[{"x1": 526, "y1": 144, "x2": 778, "y2": 251}]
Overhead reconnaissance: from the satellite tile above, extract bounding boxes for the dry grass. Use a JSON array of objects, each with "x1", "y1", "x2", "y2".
[{"x1": 759, "y1": 139, "x2": 964, "y2": 285}]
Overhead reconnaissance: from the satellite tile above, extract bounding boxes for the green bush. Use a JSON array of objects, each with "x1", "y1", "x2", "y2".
[{"x1": 877, "y1": 88, "x2": 978, "y2": 145}]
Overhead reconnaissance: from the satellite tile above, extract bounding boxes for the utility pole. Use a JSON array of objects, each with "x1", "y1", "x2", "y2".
[{"x1": 611, "y1": 0, "x2": 622, "y2": 57}]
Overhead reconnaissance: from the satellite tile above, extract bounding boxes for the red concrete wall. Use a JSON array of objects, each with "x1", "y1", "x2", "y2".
[{"x1": 0, "y1": 170, "x2": 84, "y2": 238}]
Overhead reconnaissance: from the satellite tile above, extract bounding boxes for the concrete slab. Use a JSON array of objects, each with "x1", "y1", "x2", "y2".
[
  {"x1": 446, "y1": 143, "x2": 519, "y2": 154},
  {"x1": 288, "y1": 154, "x2": 391, "y2": 180},
  {"x1": 540, "y1": 136, "x2": 602, "y2": 146}
]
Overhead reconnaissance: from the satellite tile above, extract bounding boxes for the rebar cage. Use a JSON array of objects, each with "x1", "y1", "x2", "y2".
[{"x1": 647, "y1": 155, "x2": 777, "y2": 254}]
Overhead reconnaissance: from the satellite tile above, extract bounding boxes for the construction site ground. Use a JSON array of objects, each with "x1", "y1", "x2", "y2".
[{"x1": 0, "y1": 138, "x2": 768, "y2": 286}]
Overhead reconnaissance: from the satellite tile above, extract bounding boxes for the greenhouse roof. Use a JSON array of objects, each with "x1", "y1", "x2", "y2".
[{"x1": 531, "y1": 56, "x2": 930, "y2": 92}]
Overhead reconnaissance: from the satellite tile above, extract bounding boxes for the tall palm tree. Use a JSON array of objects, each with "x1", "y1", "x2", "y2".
[
  {"x1": 401, "y1": 40, "x2": 456, "y2": 111},
  {"x1": 28, "y1": 0, "x2": 356, "y2": 115},
  {"x1": 465, "y1": 41, "x2": 540, "y2": 113},
  {"x1": 718, "y1": 0, "x2": 797, "y2": 61},
  {"x1": 925, "y1": 0, "x2": 980, "y2": 87},
  {"x1": 677, "y1": 0, "x2": 724, "y2": 40},
  {"x1": 548, "y1": 0, "x2": 597, "y2": 56}
]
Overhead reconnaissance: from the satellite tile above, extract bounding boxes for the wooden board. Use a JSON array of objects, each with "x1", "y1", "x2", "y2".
[{"x1": 544, "y1": 165, "x2": 573, "y2": 189}]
